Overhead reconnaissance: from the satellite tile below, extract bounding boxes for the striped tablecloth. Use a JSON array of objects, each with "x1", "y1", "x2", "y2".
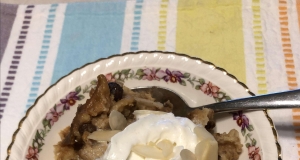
[{"x1": 1, "y1": 0, "x2": 300, "y2": 159}]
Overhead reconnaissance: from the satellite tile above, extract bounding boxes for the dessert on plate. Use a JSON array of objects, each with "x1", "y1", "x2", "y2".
[{"x1": 54, "y1": 74, "x2": 243, "y2": 160}]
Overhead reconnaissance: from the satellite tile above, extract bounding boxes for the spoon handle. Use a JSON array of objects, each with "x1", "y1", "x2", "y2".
[{"x1": 202, "y1": 89, "x2": 300, "y2": 113}]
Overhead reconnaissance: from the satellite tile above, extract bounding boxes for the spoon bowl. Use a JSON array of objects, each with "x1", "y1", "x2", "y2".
[{"x1": 132, "y1": 87, "x2": 300, "y2": 117}]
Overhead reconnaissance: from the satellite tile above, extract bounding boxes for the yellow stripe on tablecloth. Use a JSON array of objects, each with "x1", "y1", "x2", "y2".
[
  {"x1": 252, "y1": 0, "x2": 267, "y2": 95},
  {"x1": 176, "y1": 0, "x2": 245, "y2": 83},
  {"x1": 157, "y1": 0, "x2": 169, "y2": 50}
]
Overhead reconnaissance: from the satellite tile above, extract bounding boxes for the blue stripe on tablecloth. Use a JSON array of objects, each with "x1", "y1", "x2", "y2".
[
  {"x1": 130, "y1": 0, "x2": 144, "y2": 51},
  {"x1": 25, "y1": 4, "x2": 58, "y2": 109},
  {"x1": 51, "y1": 1, "x2": 126, "y2": 83},
  {"x1": 0, "y1": 5, "x2": 35, "y2": 118}
]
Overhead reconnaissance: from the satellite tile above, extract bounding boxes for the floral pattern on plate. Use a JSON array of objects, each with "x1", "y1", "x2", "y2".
[
  {"x1": 25, "y1": 86, "x2": 88, "y2": 160},
  {"x1": 111, "y1": 68, "x2": 230, "y2": 102},
  {"x1": 233, "y1": 111, "x2": 262, "y2": 160},
  {"x1": 26, "y1": 68, "x2": 260, "y2": 160}
]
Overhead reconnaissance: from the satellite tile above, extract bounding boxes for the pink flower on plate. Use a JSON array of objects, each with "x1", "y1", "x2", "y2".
[
  {"x1": 26, "y1": 146, "x2": 38, "y2": 160},
  {"x1": 248, "y1": 146, "x2": 261, "y2": 160},
  {"x1": 163, "y1": 69, "x2": 184, "y2": 83},
  {"x1": 200, "y1": 82, "x2": 220, "y2": 97},
  {"x1": 60, "y1": 91, "x2": 79, "y2": 110},
  {"x1": 142, "y1": 68, "x2": 166, "y2": 81},
  {"x1": 45, "y1": 104, "x2": 64, "y2": 126},
  {"x1": 105, "y1": 73, "x2": 115, "y2": 82}
]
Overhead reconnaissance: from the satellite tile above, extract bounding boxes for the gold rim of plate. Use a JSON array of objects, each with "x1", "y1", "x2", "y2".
[{"x1": 5, "y1": 51, "x2": 282, "y2": 160}]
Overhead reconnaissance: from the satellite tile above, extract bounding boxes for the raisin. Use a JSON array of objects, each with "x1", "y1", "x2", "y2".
[
  {"x1": 108, "y1": 82, "x2": 123, "y2": 101},
  {"x1": 205, "y1": 121, "x2": 216, "y2": 130},
  {"x1": 78, "y1": 123, "x2": 96, "y2": 135},
  {"x1": 73, "y1": 141, "x2": 84, "y2": 151}
]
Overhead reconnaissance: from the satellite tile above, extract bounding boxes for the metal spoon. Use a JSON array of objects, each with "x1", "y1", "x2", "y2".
[{"x1": 132, "y1": 87, "x2": 300, "y2": 117}]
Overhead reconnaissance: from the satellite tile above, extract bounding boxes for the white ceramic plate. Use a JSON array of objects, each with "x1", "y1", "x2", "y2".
[{"x1": 6, "y1": 51, "x2": 281, "y2": 160}]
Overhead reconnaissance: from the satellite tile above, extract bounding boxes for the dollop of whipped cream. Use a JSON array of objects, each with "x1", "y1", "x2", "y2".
[{"x1": 98, "y1": 113, "x2": 214, "y2": 160}]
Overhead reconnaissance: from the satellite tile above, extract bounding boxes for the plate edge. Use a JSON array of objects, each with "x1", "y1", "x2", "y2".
[{"x1": 5, "y1": 50, "x2": 282, "y2": 160}]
